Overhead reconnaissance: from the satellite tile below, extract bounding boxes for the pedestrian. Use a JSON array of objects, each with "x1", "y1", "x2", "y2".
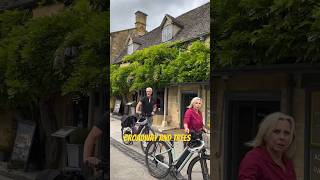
[
  {"x1": 183, "y1": 97, "x2": 208, "y2": 134},
  {"x1": 238, "y1": 112, "x2": 297, "y2": 180}
]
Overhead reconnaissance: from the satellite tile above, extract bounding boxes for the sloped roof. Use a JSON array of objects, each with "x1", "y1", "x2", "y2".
[
  {"x1": 159, "y1": 14, "x2": 184, "y2": 29},
  {"x1": 113, "y1": 2, "x2": 210, "y2": 64}
]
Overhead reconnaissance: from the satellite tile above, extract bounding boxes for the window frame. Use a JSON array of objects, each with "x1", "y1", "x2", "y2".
[
  {"x1": 162, "y1": 24, "x2": 173, "y2": 42},
  {"x1": 127, "y1": 42, "x2": 134, "y2": 55}
]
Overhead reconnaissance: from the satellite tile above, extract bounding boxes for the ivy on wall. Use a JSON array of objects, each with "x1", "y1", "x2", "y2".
[
  {"x1": 0, "y1": 0, "x2": 108, "y2": 108},
  {"x1": 213, "y1": 0, "x2": 320, "y2": 68},
  {"x1": 111, "y1": 40, "x2": 210, "y2": 97}
]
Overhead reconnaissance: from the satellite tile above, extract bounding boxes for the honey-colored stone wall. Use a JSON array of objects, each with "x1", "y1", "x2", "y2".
[
  {"x1": 213, "y1": 73, "x2": 307, "y2": 180},
  {"x1": 110, "y1": 29, "x2": 137, "y2": 63}
]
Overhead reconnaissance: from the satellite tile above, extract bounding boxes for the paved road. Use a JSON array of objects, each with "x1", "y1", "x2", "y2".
[
  {"x1": 110, "y1": 115, "x2": 204, "y2": 179},
  {"x1": 110, "y1": 144, "x2": 154, "y2": 180},
  {"x1": 110, "y1": 116, "x2": 156, "y2": 180}
]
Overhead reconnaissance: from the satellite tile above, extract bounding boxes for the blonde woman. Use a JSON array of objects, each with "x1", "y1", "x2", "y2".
[
  {"x1": 183, "y1": 97, "x2": 208, "y2": 134},
  {"x1": 238, "y1": 112, "x2": 297, "y2": 180}
]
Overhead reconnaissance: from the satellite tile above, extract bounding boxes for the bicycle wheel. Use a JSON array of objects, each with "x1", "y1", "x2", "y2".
[
  {"x1": 121, "y1": 127, "x2": 133, "y2": 145},
  {"x1": 187, "y1": 154, "x2": 210, "y2": 180},
  {"x1": 140, "y1": 126, "x2": 155, "y2": 153},
  {"x1": 145, "y1": 140, "x2": 173, "y2": 179}
]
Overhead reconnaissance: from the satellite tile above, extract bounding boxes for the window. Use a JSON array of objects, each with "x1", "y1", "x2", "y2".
[
  {"x1": 162, "y1": 24, "x2": 173, "y2": 42},
  {"x1": 127, "y1": 43, "x2": 134, "y2": 54}
]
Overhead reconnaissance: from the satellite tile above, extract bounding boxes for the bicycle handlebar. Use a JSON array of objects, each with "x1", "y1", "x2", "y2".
[{"x1": 140, "y1": 113, "x2": 153, "y2": 117}]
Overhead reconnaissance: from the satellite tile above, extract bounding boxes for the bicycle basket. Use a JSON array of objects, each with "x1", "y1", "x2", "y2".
[{"x1": 121, "y1": 115, "x2": 137, "y2": 128}]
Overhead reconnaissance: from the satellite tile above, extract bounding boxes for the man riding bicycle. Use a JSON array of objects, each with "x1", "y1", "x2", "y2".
[
  {"x1": 135, "y1": 87, "x2": 157, "y2": 148},
  {"x1": 135, "y1": 87, "x2": 157, "y2": 124}
]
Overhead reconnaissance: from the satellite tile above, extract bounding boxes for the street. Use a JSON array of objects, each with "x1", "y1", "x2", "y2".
[
  {"x1": 110, "y1": 116, "x2": 156, "y2": 180},
  {"x1": 110, "y1": 115, "x2": 209, "y2": 180}
]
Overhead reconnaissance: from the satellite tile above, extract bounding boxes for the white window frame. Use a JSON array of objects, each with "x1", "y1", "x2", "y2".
[
  {"x1": 127, "y1": 43, "x2": 134, "y2": 55},
  {"x1": 162, "y1": 24, "x2": 173, "y2": 42}
]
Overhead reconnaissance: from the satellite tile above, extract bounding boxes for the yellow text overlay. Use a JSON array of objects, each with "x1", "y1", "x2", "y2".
[{"x1": 123, "y1": 134, "x2": 191, "y2": 142}]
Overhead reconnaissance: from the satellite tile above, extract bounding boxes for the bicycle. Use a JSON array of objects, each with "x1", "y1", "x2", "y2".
[
  {"x1": 145, "y1": 130, "x2": 210, "y2": 180},
  {"x1": 121, "y1": 114, "x2": 155, "y2": 153}
]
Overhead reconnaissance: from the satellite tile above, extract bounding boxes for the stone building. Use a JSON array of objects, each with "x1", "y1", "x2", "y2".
[
  {"x1": 110, "y1": 11, "x2": 147, "y2": 64},
  {"x1": 111, "y1": 3, "x2": 210, "y2": 130}
]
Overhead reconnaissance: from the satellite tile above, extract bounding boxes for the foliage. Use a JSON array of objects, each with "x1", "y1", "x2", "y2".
[
  {"x1": 111, "y1": 40, "x2": 210, "y2": 97},
  {"x1": 60, "y1": 11, "x2": 108, "y2": 95},
  {"x1": 110, "y1": 63, "x2": 136, "y2": 97},
  {"x1": 123, "y1": 43, "x2": 179, "y2": 91},
  {"x1": 0, "y1": 0, "x2": 108, "y2": 108},
  {"x1": 213, "y1": 0, "x2": 320, "y2": 68},
  {"x1": 163, "y1": 41, "x2": 210, "y2": 83}
]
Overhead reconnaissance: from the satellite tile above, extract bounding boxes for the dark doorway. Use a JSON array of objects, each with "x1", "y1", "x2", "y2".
[
  {"x1": 226, "y1": 101, "x2": 280, "y2": 180},
  {"x1": 72, "y1": 96, "x2": 89, "y2": 128},
  {"x1": 180, "y1": 92, "x2": 197, "y2": 128}
]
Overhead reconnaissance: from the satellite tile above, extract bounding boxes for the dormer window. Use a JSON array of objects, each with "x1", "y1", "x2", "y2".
[
  {"x1": 127, "y1": 37, "x2": 140, "y2": 55},
  {"x1": 162, "y1": 24, "x2": 173, "y2": 42},
  {"x1": 127, "y1": 42, "x2": 134, "y2": 55}
]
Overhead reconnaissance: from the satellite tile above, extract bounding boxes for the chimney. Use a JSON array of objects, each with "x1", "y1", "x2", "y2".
[{"x1": 135, "y1": 11, "x2": 147, "y2": 36}]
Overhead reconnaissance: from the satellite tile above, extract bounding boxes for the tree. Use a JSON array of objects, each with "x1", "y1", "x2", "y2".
[
  {"x1": 0, "y1": 0, "x2": 108, "y2": 168},
  {"x1": 123, "y1": 43, "x2": 179, "y2": 91},
  {"x1": 163, "y1": 40, "x2": 210, "y2": 83},
  {"x1": 213, "y1": 0, "x2": 320, "y2": 67},
  {"x1": 110, "y1": 40, "x2": 210, "y2": 100}
]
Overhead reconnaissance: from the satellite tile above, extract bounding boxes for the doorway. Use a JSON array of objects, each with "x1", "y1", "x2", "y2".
[
  {"x1": 180, "y1": 92, "x2": 197, "y2": 129},
  {"x1": 225, "y1": 100, "x2": 280, "y2": 180}
]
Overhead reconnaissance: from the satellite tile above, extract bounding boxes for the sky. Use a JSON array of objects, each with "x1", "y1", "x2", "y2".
[{"x1": 110, "y1": 0, "x2": 210, "y2": 32}]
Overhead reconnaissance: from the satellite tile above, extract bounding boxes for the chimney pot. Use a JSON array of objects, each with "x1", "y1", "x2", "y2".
[{"x1": 135, "y1": 11, "x2": 147, "y2": 36}]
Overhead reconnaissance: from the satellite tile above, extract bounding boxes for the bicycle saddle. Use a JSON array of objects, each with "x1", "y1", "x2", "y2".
[{"x1": 188, "y1": 139, "x2": 205, "y2": 152}]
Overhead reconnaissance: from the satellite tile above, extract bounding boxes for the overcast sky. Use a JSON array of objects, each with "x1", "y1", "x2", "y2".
[{"x1": 110, "y1": 0, "x2": 210, "y2": 32}]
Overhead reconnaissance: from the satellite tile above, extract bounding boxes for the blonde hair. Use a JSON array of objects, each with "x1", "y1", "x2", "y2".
[
  {"x1": 247, "y1": 112, "x2": 296, "y2": 158},
  {"x1": 187, "y1": 97, "x2": 202, "y2": 108},
  {"x1": 146, "y1": 87, "x2": 153, "y2": 92}
]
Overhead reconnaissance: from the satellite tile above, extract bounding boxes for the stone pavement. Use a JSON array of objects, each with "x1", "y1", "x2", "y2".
[
  {"x1": 110, "y1": 139, "x2": 155, "y2": 180},
  {"x1": 110, "y1": 114, "x2": 210, "y2": 179}
]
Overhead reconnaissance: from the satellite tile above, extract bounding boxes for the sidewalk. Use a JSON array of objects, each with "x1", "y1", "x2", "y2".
[
  {"x1": 110, "y1": 141, "x2": 155, "y2": 180},
  {"x1": 110, "y1": 113, "x2": 210, "y2": 179}
]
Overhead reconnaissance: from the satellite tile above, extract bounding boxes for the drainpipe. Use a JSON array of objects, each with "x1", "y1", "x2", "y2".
[
  {"x1": 178, "y1": 86, "x2": 181, "y2": 127},
  {"x1": 161, "y1": 87, "x2": 168, "y2": 127},
  {"x1": 200, "y1": 85, "x2": 205, "y2": 124}
]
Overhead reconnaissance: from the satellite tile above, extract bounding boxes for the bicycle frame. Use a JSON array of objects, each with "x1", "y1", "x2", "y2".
[
  {"x1": 151, "y1": 139, "x2": 206, "y2": 173},
  {"x1": 134, "y1": 116, "x2": 152, "y2": 134}
]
